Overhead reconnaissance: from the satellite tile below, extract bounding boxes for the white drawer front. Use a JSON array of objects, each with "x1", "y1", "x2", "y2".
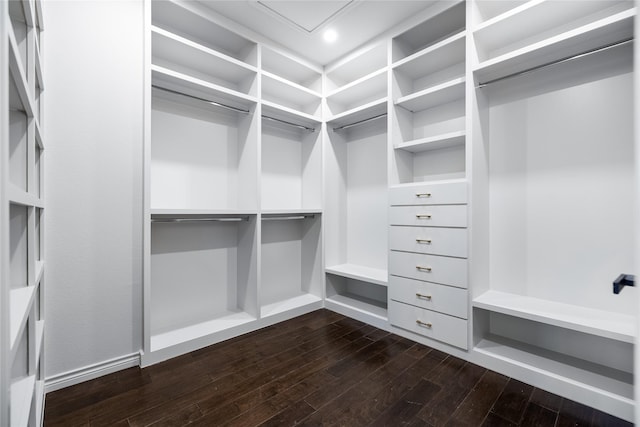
[
  {"x1": 389, "y1": 182, "x2": 467, "y2": 206},
  {"x1": 389, "y1": 276, "x2": 468, "y2": 319},
  {"x1": 389, "y1": 300, "x2": 468, "y2": 349},
  {"x1": 389, "y1": 251, "x2": 467, "y2": 288},
  {"x1": 389, "y1": 226, "x2": 467, "y2": 258},
  {"x1": 389, "y1": 205, "x2": 467, "y2": 227}
]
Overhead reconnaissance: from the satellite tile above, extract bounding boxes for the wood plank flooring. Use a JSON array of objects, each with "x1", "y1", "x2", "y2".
[{"x1": 44, "y1": 309, "x2": 631, "y2": 427}]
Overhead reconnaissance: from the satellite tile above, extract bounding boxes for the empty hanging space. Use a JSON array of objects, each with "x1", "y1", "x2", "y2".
[
  {"x1": 470, "y1": 2, "x2": 635, "y2": 418},
  {"x1": 390, "y1": 2, "x2": 466, "y2": 185},
  {"x1": 260, "y1": 213, "x2": 322, "y2": 318},
  {"x1": 149, "y1": 214, "x2": 258, "y2": 352},
  {"x1": 150, "y1": 88, "x2": 258, "y2": 212},
  {"x1": 261, "y1": 115, "x2": 322, "y2": 212},
  {"x1": 325, "y1": 99, "x2": 389, "y2": 326}
]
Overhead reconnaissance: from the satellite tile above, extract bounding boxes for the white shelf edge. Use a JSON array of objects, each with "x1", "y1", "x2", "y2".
[
  {"x1": 261, "y1": 99, "x2": 321, "y2": 125},
  {"x1": 396, "y1": 130, "x2": 466, "y2": 153},
  {"x1": 8, "y1": 21, "x2": 35, "y2": 119},
  {"x1": 325, "y1": 294, "x2": 388, "y2": 321},
  {"x1": 473, "y1": 336, "x2": 634, "y2": 402},
  {"x1": 473, "y1": 0, "x2": 546, "y2": 34},
  {"x1": 150, "y1": 208, "x2": 258, "y2": 216},
  {"x1": 150, "y1": 311, "x2": 256, "y2": 352},
  {"x1": 10, "y1": 375, "x2": 36, "y2": 427},
  {"x1": 8, "y1": 184, "x2": 44, "y2": 208},
  {"x1": 395, "y1": 77, "x2": 465, "y2": 112},
  {"x1": 392, "y1": 30, "x2": 466, "y2": 69},
  {"x1": 325, "y1": 263, "x2": 388, "y2": 287},
  {"x1": 326, "y1": 97, "x2": 387, "y2": 125},
  {"x1": 261, "y1": 70, "x2": 322, "y2": 99},
  {"x1": 473, "y1": 8, "x2": 636, "y2": 81},
  {"x1": 473, "y1": 290, "x2": 635, "y2": 343},
  {"x1": 326, "y1": 67, "x2": 388, "y2": 99},
  {"x1": 151, "y1": 25, "x2": 258, "y2": 73},
  {"x1": 10, "y1": 286, "x2": 38, "y2": 357},
  {"x1": 151, "y1": 64, "x2": 258, "y2": 106},
  {"x1": 261, "y1": 209, "x2": 322, "y2": 215},
  {"x1": 389, "y1": 178, "x2": 467, "y2": 189},
  {"x1": 260, "y1": 294, "x2": 322, "y2": 318}
]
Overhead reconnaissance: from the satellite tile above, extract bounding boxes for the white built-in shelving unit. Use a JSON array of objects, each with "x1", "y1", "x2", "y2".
[
  {"x1": 468, "y1": 0, "x2": 636, "y2": 421},
  {"x1": 142, "y1": 0, "x2": 323, "y2": 365},
  {"x1": 2, "y1": 0, "x2": 46, "y2": 425}
]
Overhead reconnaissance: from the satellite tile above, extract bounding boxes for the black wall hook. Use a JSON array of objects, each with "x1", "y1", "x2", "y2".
[{"x1": 613, "y1": 274, "x2": 635, "y2": 294}]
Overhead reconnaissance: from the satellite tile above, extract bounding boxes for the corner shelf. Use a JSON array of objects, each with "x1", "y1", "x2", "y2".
[
  {"x1": 261, "y1": 45, "x2": 322, "y2": 92},
  {"x1": 261, "y1": 100, "x2": 321, "y2": 131},
  {"x1": 325, "y1": 263, "x2": 388, "y2": 287},
  {"x1": 473, "y1": 290, "x2": 634, "y2": 343},
  {"x1": 392, "y1": 31, "x2": 465, "y2": 78},
  {"x1": 261, "y1": 71, "x2": 321, "y2": 116},
  {"x1": 396, "y1": 130, "x2": 465, "y2": 153},
  {"x1": 326, "y1": 68, "x2": 387, "y2": 116},
  {"x1": 326, "y1": 97, "x2": 387, "y2": 130},
  {"x1": 395, "y1": 77, "x2": 465, "y2": 113},
  {"x1": 473, "y1": 8, "x2": 635, "y2": 84},
  {"x1": 325, "y1": 42, "x2": 387, "y2": 91}
]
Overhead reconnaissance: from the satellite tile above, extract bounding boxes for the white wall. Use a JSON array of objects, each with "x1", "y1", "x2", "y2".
[{"x1": 44, "y1": 1, "x2": 144, "y2": 381}]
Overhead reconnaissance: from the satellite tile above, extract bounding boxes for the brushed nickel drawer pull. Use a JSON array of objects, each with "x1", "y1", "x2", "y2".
[
  {"x1": 416, "y1": 192, "x2": 431, "y2": 198},
  {"x1": 415, "y1": 239, "x2": 432, "y2": 244},
  {"x1": 416, "y1": 293, "x2": 432, "y2": 300},
  {"x1": 416, "y1": 266, "x2": 432, "y2": 272},
  {"x1": 415, "y1": 214, "x2": 432, "y2": 219},
  {"x1": 416, "y1": 320, "x2": 432, "y2": 328}
]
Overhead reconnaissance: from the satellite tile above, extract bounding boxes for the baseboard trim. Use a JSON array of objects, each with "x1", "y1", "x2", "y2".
[{"x1": 44, "y1": 352, "x2": 141, "y2": 393}]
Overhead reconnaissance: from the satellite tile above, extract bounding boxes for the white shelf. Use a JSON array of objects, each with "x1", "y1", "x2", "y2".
[
  {"x1": 396, "y1": 130, "x2": 466, "y2": 153},
  {"x1": 262, "y1": 71, "x2": 321, "y2": 105},
  {"x1": 151, "y1": 65, "x2": 257, "y2": 111},
  {"x1": 151, "y1": 209, "x2": 257, "y2": 216},
  {"x1": 150, "y1": 311, "x2": 256, "y2": 352},
  {"x1": 474, "y1": 0, "x2": 629, "y2": 57},
  {"x1": 474, "y1": 8, "x2": 635, "y2": 84},
  {"x1": 473, "y1": 290, "x2": 635, "y2": 343},
  {"x1": 325, "y1": 294, "x2": 388, "y2": 320},
  {"x1": 261, "y1": 46, "x2": 321, "y2": 90},
  {"x1": 10, "y1": 286, "x2": 37, "y2": 354},
  {"x1": 474, "y1": 335, "x2": 634, "y2": 401},
  {"x1": 389, "y1": 178, "x2": 467, "y2": 190},
  {"x1": 393, "y1": 31, "x2": 465, "y2": 79},
  {"x1": 8, "y1": 184, "x2": 44, "y2": 208},
  {"x1": 260, "y1": 293, "x2": 322, "y2": 318},
  {"x1": 151, "y1": 26, "x2": 256, "y2": 92},
  {"x1": 326, "y1": 97, "x2": 387, "y2": 129},
  {"x1": 261, "y1": 100, "x2": 321, "y2": 130},
  {"x1": 395, "y1": 77, "x2": 465, "y2": 113},
  {"x1": 325, "y1": 263, "x2": 388, "y2": 287},
  {"x1": 326, "y1": 68, "x2": 387, "y2": 111},
  {"x1": 261, "y1": 209, "x2": 322, "y2": 216},
  {"x1": 10, "y1": 375, "x2": 36, "y2": 427},
  {"x1": 326, "y1": 42, "x2": 387, "y2": 90},
  {"x1": 8, "y1": 21, "x2": 35, "y2": 119}
]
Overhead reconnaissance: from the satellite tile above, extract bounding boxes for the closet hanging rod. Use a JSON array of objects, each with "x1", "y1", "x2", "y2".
[
  {"x1": 151, "y1": 217, "x2": 247, "y2": 223},
  {"x1": 262, "y1": 215, "x2": 315, "y2": 221},
  {"x1": 332, "y1": 113, "x2": 387, "y2": 132},
  {"x1": 476, "y1": 37, "x2": 634, "y2": 89},
  {"x1": 152, "y1": 85, "x2": 251, "y2": 114},
  {"x1": 262, "y1": 115, "x2": 316, "y2": 132}
]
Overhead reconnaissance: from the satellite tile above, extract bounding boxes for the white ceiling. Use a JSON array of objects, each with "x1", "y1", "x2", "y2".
[{"x1": 198, "y1": 0, "x2": 440, "y2": 67}]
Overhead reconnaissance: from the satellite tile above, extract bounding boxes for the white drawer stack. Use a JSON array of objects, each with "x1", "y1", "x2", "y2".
[{"x1": 388, "y1": 181, "x2": 468, "y2": 349}]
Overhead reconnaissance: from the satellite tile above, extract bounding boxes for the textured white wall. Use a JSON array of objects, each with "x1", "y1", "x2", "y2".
[{"x1": 43, "y1": 1, "x2": 144, "y2": 378}]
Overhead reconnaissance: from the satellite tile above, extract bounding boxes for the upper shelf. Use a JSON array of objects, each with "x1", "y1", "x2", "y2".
[
  {"x1": 474, "y1": 8, "x2": 635, "y2": 85},
  {"x1": 474, "y1": 0, "x2": 633, "y2": 62},
  {"x1": 326, "y1": 98, "x2": 387, "y2": 130},
  {"x1": 325, "y1": 42, "x2": 387, "y2": 92},
  {"x1": 261, "y1": 45, "x2": 322, "y2": 93},
  {"x1": 261, "y1": 71, "x2": 321, "y2": 117},
  {"x1": 152, "y1": 0, "x2": 257, "y2": 66},
  {"x1": 473, "y1": 290, "x2": 635, "y2": 344},
  {"x1": 326, "y1": 263, "x2": 388, "y2": 287},
  {"x1": 395, "y1": 77, "x2": 465, "y2": 113},
  {"x1": 393, "y1": 31, "x2": 465, "y2": 79},
  {"x1": 152, "y1": 26, "x2": 257, "y2": 95},
  {"x1": 326, "y1": 68, "x2": 387, "y2": 116}
]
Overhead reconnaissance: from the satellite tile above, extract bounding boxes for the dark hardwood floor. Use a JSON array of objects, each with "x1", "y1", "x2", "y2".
[{"x1": 44, "y1": 309, "x2": 631, "y2": 427}]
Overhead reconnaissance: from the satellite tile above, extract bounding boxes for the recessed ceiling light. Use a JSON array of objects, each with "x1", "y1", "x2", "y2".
[{"x1": 323, "y1": 28, "x2": 338, "y2": 43}]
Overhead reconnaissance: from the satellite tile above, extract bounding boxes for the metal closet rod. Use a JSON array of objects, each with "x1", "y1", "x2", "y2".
[
  {"x1": 332, "y1": 113, "x2": 387, "y2": 132},
  {"x1": 262, "y1": 214, "x2": 315, "y2": 221},
  {"x1": 477, "y1": 37, "x2": 634, "y2": 88},
  {"x1": 151, "y1": 217, "x2": 248, "y2": 223},
  {"x1": 152, "y1": 85, "x2": 316, "y2": 132}
]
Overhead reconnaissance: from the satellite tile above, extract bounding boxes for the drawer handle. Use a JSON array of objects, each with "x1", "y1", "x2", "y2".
[
  {"x1": 415, "y1": 214, "x2": 432, "y2": 219},
  {"x1": 415, "y1": 239, "x2": 432, "y2": 244},
  {"x1": 416, "y1": 266, "x2": 432, "y2": 272},
  {"x1": 416, "y1": 293, "x2": 432, "y2": 300},
  {"x1": 416, "y1": 192, "x2": 431, "y2": 198},
  {"x1": 416, "y1": 320, "x2": 432, "y2": 328}
]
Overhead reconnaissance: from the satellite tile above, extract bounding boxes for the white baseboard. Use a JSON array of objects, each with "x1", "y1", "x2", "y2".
[{"x1": 44, "y1": 352, "x2": 141, "y2": 394}]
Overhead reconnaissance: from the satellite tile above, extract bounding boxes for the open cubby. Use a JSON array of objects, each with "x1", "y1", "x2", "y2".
[
  {"x1": 150, "y1": 214, "x2": 257, "y2": 350},
  {"x1": 152, "y1": 0, "x2": 257, "y2": 66},
  {"x1": 10, "y1": 205, "x2": 29, "y2": 290},
  {"x1": 9, "y1": 109, "x2": 28, "y2": 192},
  {"x1": 325, "y1": 275, "x2": 388, "y2": 320},
  {"x1": 261, "y1": 118, "x2": 321, "y2": 211},
  {"x1": 325, "y1": 69, "x2": 387, "y2": 118},
  {"x1": 261, "y1": 73, "x2": 321, "y2": 118},
  {"x1": 150, "y1": 88, "x2": 258, "y2": 211},
  {"x1": 260, "y1": 214, "x2": 322, "y2": 318}
]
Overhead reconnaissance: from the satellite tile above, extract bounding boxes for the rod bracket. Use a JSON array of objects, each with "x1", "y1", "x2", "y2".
[{"x1": 613, "y1": 274, "x2": 635, "y2": 294}]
